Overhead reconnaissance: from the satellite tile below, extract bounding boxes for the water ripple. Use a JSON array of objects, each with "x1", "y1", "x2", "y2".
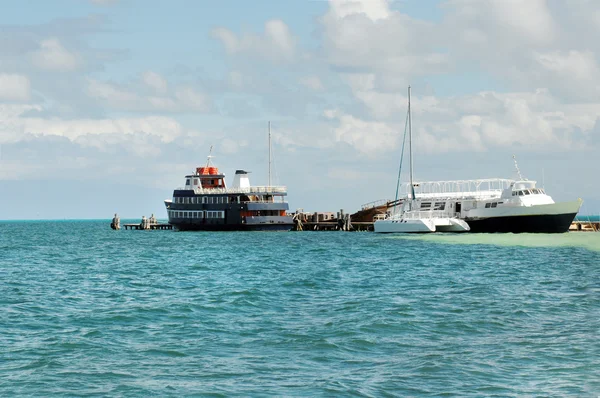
[{"x1": 0, "y1": 221, "x2": 599, "y2": 396}]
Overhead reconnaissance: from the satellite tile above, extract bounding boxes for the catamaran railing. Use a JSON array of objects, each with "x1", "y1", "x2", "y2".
[{"x1": 375, "y1": 210, "x2": 461, "y2": 221}]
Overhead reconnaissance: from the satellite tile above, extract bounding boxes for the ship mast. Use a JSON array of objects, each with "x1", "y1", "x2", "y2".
[
  {"x1": 408, "y1": 86, "x2": 415, "y2": 209},
  {"x1": 268, "y1": 121, "x2": 272, "y2": 188}
]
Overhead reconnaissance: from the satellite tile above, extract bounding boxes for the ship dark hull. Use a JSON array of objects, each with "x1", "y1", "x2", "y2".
[
  {"x1": 465, "y1": 212, "x2": 578, "y2": 233},
  {"x1": 171, "y1": 221, "x2": 292, "y2": 232}
]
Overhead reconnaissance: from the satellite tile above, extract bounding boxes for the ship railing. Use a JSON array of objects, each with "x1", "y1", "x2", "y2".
[
  {"x1": 361, "y1": 199, "x2": 390, "y2": 210},
  {"x1": 400, "y1": 178, "x2": 514, "y2": 196},
  {"x1": 176, "y1": 186, "x2": 288, "y2": 194}
]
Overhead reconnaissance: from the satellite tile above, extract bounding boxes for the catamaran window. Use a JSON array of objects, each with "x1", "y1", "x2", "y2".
[
  {"x1": 420, "y1": 202, "x2": 431, "y2": 209},
  {"x1": 485, "y1": 203, "x2": 491, "y2": 208},
  {"x1": 491, "y1": 202, "x2": 497, "y2": 208}
]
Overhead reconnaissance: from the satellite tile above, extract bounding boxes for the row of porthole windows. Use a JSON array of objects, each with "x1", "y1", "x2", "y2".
[
  {"x1": 173, "y1": 196, "x2": 239, "y2": 205},
  {"x1": 168, "y1": 210, "x2": 225, "y2": 219}
]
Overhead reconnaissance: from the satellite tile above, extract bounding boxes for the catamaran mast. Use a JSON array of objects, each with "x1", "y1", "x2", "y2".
[
  {"x1": 408, "y1": 86, "x2": 415, "y2": 209},
  {"x1": 268, "y1": 121, "x2": 272, "y2": 187}
]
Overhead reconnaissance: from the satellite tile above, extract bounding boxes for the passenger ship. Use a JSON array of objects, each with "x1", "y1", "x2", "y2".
[
  {"x1": 390, "y1": 177, "x2": 582, "y2": 233},
  {"x1": 164, "y1": 160, "x2": 293, "y2": 231}
]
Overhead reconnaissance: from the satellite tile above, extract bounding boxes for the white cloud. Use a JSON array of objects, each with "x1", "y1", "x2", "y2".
[
  {"x1": 0, "y1": 104, "x2": 183, "y2": 145},
  {"x1": 142, "y1": 71, "x2": 168, "y2": 94},
  {"x1": 86, "y1": 78, "x2": 211, "y2": 113},
  {"x1": 320, "y1": 1, "x2": 446, "y2": 77},
  {"x1": 31, "y1": 38, "x2": 81, "y2": 71},
  {"x1": 324, "y1": 109, "x2": 398, "y2": 155},
  {"x1": 0, "y1": 74, "x2": 31, "y2": 101},
  {"x1": 328, "y1": 0, "x2": 391, "y2": 21},
  {"x1": 212, "y1": 19, "x2": 296, "y2": 63}
]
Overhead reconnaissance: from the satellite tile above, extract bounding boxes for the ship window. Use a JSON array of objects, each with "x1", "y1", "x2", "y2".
[
  {"x1": 420, "y1": 202, "x2": 431, "y2": 209},
  {"x1": 193, "y1": 179, "x2": 199, "y2": 186},
  {"x1": 524, "y1": 190, "x2": 530, "y2": 195},
  {"x1": 202, "y1": 196, "x2": 207, "y2": 204},
  {"x1": 485, "y1": 203, "x2": 491, "y2": 208},
  {"x1": 512, "y1": 192, "x2": 516, "y2": 196},
  {"x1": 434, "y1": 202, "x2": 445, "y2": 210},
  {"x1": 491, "y1": 202, "x2": 497, "y2": 208},
  {"x1": 518, "y1": 191, "x2": 524, "y2": 196},
  {"x1": 211, "y1": 179, "x2": 215, "y2": 185},
  {"x1": 186, "y1": 179, "x2": 190, "y2": 185}
]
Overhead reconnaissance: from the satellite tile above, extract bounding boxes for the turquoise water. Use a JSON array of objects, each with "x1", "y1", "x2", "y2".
[
  {"x1": 1, "y1": 221, "x2": 599, "y2": 396},
  {"x1": 575, "y1": 215, "x2": 600, "y2": 222}
]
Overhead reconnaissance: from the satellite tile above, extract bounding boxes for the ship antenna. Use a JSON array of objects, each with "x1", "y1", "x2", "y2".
[
  {"x1": 206, "y1": 145, "x2": 214, "y2": 168},
  {"x1": 512, "y1": 154, "x2": 524, "y2": 180}
]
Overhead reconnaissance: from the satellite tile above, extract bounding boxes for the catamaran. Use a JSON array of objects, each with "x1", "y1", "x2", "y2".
[{"x1": 374, "y1": 86, "x2": 470, "y2": 233}]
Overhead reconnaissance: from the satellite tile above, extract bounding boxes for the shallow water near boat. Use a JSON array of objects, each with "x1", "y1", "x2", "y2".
[{"x1": 1, "y1": 220, "x2": 598, "y2": 396}]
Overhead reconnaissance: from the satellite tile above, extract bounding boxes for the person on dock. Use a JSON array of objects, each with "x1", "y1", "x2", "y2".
[
  {"x1": 149, "y1": 213, "x2": 157, "y2": 225},
  {"x1": 111, "y1": 213, "x2": 120, "y2": 230},
  {"x1": 140, "y1": 216, "x2": 150, "y2": 230}
]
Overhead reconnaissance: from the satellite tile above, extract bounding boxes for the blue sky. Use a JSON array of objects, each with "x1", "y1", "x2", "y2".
[{"x1": 1, "y1": 0, "x2": 599, "y2": 219}]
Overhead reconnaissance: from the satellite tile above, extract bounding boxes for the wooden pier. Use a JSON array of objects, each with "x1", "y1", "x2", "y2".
[
  {"x1": 123, "y1": 223, "x2": 173, "y2": 230},
  {"x1": 569, "y1": 221, "x2": 600, "y2": 232}
]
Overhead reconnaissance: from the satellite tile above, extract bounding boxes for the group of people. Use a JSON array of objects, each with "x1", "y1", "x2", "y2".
[
  {"x1": 140, "y1": 214, "x2": 158, "y2": 230},
  {"x1": 110, "y1": 213, "x2": 158, "y2": 230}
]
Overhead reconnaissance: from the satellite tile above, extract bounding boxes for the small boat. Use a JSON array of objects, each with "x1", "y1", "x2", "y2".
[{"x1": 374, "y1": 86, "x2": 469, "y2": 233}]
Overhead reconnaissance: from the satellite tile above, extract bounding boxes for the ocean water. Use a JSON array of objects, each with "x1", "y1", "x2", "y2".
[{"x1": 1, "y1": 220, "x2": 599, "y2": 397}]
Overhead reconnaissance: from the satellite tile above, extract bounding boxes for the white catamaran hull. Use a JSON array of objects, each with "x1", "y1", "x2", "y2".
[{"x1": 374, "y1": 217, "x2": 470, "y2": 233}]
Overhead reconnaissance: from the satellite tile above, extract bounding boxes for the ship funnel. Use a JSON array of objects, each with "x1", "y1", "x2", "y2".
[{"x1": 232, "y1": 170, "x2": 251, "y2": 189}]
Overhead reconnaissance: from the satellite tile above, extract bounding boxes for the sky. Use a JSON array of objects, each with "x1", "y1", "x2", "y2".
[{"x1": 1, "y1": 0, "x2": 599, "y2": 219}]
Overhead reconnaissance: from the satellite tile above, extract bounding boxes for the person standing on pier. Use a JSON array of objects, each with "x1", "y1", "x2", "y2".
[{"x1": 111, "y1": 214, "x2": 121, "y2": 230}]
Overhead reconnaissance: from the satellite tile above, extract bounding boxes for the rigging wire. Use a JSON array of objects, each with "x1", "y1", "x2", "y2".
[{"x1": 393, "y1": 107, "x2": 410, "y2": 213}]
